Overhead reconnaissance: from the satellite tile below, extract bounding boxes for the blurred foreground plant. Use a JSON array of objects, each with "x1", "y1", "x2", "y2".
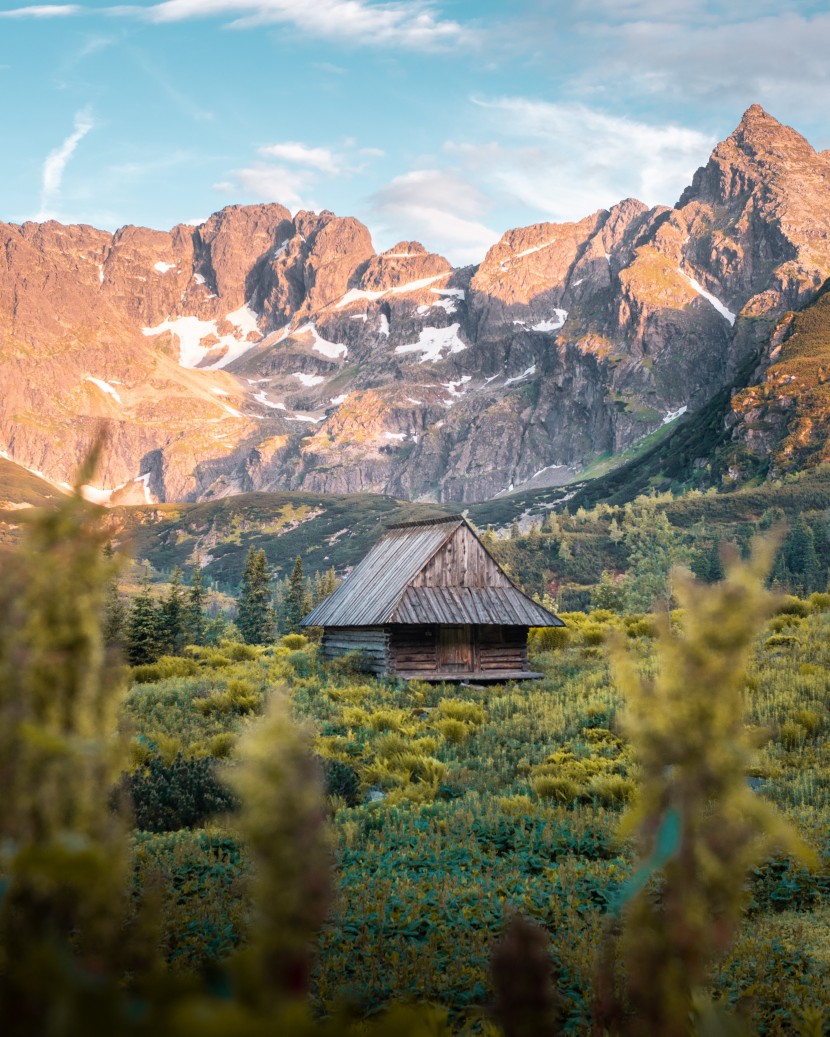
[
  {"x1": 593, "y1": 540, "x2": 814, "y2": 1036},
  {"x1": 0, "y1": 453, "x2": 137, "y2": 1033}
]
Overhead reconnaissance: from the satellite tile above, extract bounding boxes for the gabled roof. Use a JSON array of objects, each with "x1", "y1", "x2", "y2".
[{"x1": 302, "y1": 515, "x2": 563, "y2": 628}]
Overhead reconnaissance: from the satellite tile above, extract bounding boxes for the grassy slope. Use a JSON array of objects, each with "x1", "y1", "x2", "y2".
[{"x1": 112, "y1": 492, "x2": 453, "y2": 590}]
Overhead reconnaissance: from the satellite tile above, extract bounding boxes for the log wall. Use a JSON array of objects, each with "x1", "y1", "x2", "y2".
[
  {"x1": 476, "y1": 625, "x2": 528, "y2": 673},
  {"x1": 388, "y1": 625, "x2": 438, "y2": 675},
  {"x1": 321, "y1": 626, "x2": 391, "y2": 675}
]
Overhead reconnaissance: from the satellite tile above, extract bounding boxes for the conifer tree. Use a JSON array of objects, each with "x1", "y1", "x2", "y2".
[
  {"x1": 783, "y1": 513, "x2": 820, "y2": 594},
  {"x1": 283, "y1": 555, "x2": 309, "y2": 634},
  {"x1": 237, "y1": 547, "x2": 274, "y2": 644},
  {"x1": 161, "y1": 565, "x2": 187, "y2": 655},
  {"x1": 186, "y1": 565, "x2": 208, "y2": 646},
  {"x1": 125, "y1": 574, "x2": 164, "y2": 665}
]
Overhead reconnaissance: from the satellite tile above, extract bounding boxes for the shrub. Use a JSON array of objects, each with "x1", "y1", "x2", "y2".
[
  {"x1": 118, "y1": 753, "x2": 238, "y2": 832},
  {"x1": 280, "y1": 633, "x2": 309, "y2": 650},
  {"x1": 435, "y1": 718, "x2": 471, "y2": 744},
  {"x1": 195, "y1": 679, "x2": 261, "y2": 715},
  {"x1": 436, "y1": 699, "x2": 487, "y2": 726},
  {"x1": 585, "y1": 773, "x2": 634, "y2": 807},
  {"x1": 528, "y1": 626, "x2": 571, "y2": 652},
  {"x1": 221, "y1": 641, "x2": 260, "y2": 661},
  {"x1": 321, "y1": 758, "x2": 361, "y2": 807},
  {"x1": 531, "y1": 775, "x2": 579, "y2": 802},
  {"x1": 775, "y1": 596, "x2": 810, "y2": 618},
  {"x1": 130, "y1": 655, "x2": 199, "y2": 684},
  {"x1": 780, "y1": 721, "x2": 808, "y2": 750}
]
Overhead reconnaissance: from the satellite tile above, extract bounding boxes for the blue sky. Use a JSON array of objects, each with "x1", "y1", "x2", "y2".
[{"x1": 1, "y1": 0, "x2": 829, "y2": 263}]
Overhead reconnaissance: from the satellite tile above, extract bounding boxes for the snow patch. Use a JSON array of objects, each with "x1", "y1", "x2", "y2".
[
  {"x1": 378, "y1": 313, "x2": 390, "y2": 337},
  {"x1": 192, "y1": 272, "x2": 206, "y2": 285},
  {"x1": 142, "y1": 302, "x2": 262, "y2": 369},
  {"x1": 532, "y1": 309, "x2": 568, "y2": 332},
  {"x1": 350, "y1": 314, "x2": 368, "y2": 322},
  {"x1": 432, "y1": 287, "x2": 465, "y2": 300},
  {"x1": 336, "y1": 273, "x2": 448, "y2": 309},
  {"x1": 273, "y1": 239, "x2": 289, "y2": 259},
  {"x1": 293, "y1": 322, "x2": 348, "y2": 359},
  {"x1": 384, "y1": 432, "x2": 407, "y2": 441},
  {"x1": 573, "y1": 278, "x2": 584, "y2": 286},
  {"x1": 505, "y1": 365, "x2": 537, "y2": 386},
  {"x1": 443, "y1": 375, "x2": 472, "y2": 397},
  {"x1": 394, "y1": 323, "x2": 467, "y2": 363},
  {"x1": 98, "y1": 264, "x2": 104, "y2": 284},
  {"x1": 211, "y1": 387, "x2": 229, "y2": 396},
  {"x1": 512, "y1": 309, "x2": 568, "y2": 333},
  {"x1": 405, "y1": 397, "x2": 423, "y2": 405},
  {"x1": 286, "y1": 413, "x2": 323, "y2": 424},
  {"x1": 329, "y1": 393, "x2": 349, "y2": 406},
  {"x1": 84, "y1": 377, "x2": 123, "y2": 404},
  {"x1": 500, "y1": 240, "x2": 556, "y2": 270},
  {"x1": 154, "y1": 261, "x2": 177, "y2": 274},
  {"x1": 678, "y1": 269, "x2": 736, "y2": 325},
  {"x1": 292, "y1": 372, "x2": 325, "y2": 386},
  {"x1": 532, "y1": 464, "x2": 566, "y2": 480},
  {"x1": 253, "y1": 391, "x2": 286, "y2": 411},
  {"x1": 662, "y1": 405, "x2": 688, "y2": 425}
]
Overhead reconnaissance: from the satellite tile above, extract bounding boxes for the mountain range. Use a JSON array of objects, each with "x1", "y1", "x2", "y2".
[{"x1": 2, "y1": 104, "x2": 830, "y2": 512}]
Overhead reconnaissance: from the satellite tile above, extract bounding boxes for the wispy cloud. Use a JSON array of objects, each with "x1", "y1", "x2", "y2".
[
  {"x1": 465, "y1": 98, "x2": 714, "y2": 217},
  {"x1": 37, "y1": 106, "x2": 95, "y2": 220},
  {"x1": 141, "y1": 0, "x2": 471, "y2": 50},
  {"x1": 220, "y1": 137, "x2": 383, "y2": 212},
  {"x1": 367, "y1": 169, "x2": 500, "y2": 264},
  {"x1": 0, "y1": 4, "x2": 81, "y2": 16},
  {"x1": 259, "y1": 142, "x2": 341, "y2": 175}
]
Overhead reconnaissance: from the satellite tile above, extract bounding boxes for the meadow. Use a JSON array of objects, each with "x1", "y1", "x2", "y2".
[{"x1": 123, "y1": 595, "x2": 830, "y2": 1035}]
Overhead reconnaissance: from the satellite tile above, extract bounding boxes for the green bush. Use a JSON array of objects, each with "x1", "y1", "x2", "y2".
[
  {"x1": 531, "y1": 775, "x2": 579, "y2": 802},
  {"x1": 118, "y1": 752, "x2": 238, "y2": 831},
  {"x1": 321, "y1": 758, "x2": 361, "y2": 806}
]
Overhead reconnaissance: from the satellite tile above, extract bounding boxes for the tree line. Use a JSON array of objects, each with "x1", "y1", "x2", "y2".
[{"x1": 107, "y1": 548, "x2": 338, "y2": 666}]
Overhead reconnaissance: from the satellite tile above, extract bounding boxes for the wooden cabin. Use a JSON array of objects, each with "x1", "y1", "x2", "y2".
[{"x1": 302, "y1": 515, "x2": 564, "y2": 681}]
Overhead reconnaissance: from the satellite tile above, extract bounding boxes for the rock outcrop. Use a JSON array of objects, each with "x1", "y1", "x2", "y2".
[{"x1": 2, "y1": 106, "x2": 830, "y2": 504}]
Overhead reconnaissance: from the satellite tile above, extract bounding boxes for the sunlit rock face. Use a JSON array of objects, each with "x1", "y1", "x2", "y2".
[{"x1": 2, "y1": 106, "x2": 830, "y2": 504}]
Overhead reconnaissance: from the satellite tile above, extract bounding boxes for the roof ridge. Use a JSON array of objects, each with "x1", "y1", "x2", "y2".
[{"x1": 385, "y1": 514, "x2": 465, "y2": 530}]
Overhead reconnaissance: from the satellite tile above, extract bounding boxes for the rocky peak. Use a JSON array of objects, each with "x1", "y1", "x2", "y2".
[
  {"x1": 195, "y1": 204, "x2": 293, "y2": 311},
  {"x1": 359, "y1": 241, "x2": 451, "y2": 292}
]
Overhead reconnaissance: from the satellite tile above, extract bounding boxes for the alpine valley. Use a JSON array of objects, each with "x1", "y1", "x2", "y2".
[{"x1": 3, "y1": 104, "x2": 830, "y2": 565}]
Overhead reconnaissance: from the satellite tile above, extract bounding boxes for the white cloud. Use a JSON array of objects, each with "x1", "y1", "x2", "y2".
[
  {"x1": 216, "y1": 163, "x2": 316, "y2": 211},
  {"x1": 368, "y1": 169, "x2": 500, "y2": 265},
  {"x1": 37, "y1": 107, "x2": 95, "y2": 220},
  {"x1": 259, "y1": 141, "x2": 340, "y2": 175},
  {"x1": 141, "y1": 0, "x2": 470, "y2": 49},
  {"x1": 466, "y1": 97, "x2": 714, "y2": 216},
  {"x1": 0, "y1": 4, "x2": 81, "y2": 16}
]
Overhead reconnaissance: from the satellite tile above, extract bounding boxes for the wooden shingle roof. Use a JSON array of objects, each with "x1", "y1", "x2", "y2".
[{"x1": 302, "y1": 516, "x2": 563, "y2": 628}]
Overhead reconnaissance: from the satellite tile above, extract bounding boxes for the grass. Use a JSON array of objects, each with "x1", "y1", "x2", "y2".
[{"x1": 120, "y1": 598, "x2": 830, "y2": 1032}]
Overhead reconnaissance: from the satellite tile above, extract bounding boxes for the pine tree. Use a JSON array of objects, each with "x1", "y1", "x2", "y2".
[
  {"x1": 102, "y1": 574, "x2": 126, "y2": 650},
  {"x1": 125, "y1": 575, "x2": 164, "y2": 666},
  {"x1": 283, "y1": 555, "x2": 309, "y2": 635},
  {"x1": 509, "y1": 517, "x2": 520, "y2": 540},
  {"x1": 186, "y1": 566, "x2": 208, "y2": 646},
  {"x1": 161, "y1": 565, "x2": 187, "y2": 655},
  {"x1": 237, "y1": 547, "x2": 274, "y2": 644},
  {"x1": 784, "y1": 514, "x2": 820, "y2": 594}
]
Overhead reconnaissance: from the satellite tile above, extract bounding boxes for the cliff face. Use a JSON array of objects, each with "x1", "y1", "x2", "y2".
[{"x1": 3, "y1": 106, "x2": 830, "y2": 504}]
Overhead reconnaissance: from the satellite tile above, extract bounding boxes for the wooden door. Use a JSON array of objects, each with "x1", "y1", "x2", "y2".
[{"x1": 438, "y1": 625, "x2": 475, "y2": 671}]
